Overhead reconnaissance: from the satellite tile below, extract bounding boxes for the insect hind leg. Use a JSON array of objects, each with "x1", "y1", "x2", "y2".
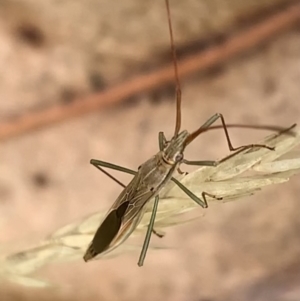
[
  {"x1": 138, "y1": 195, "x2": 160, "y2": 267},
  {"x1": 152, "y1": 229, "x2": 164, "y2": 238},
  {"x1": 202, "y1": 191, "x2": 223, "y2": 205}
]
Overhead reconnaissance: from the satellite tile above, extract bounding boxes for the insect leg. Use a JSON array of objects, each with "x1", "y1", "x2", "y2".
[
  {"x1": 138, "y1": 195, "x2": 160, "y2": 267},
  {"x1": 182, "y1": 159, "x2": 217, "y2": 166},
  {"x1": 202, "y1": 191, "x2": 223, "y2": 203},
  {"x1": 171, "y1": 177, "x2": 207, "y2": 208},
  {"x1": 186, "y1": 113, "x2": 274, "y2": 152},
  {"x1": 91, "y1": 164, "x2": 126, "y2": 188},
  {"x1": 183, "y1": 139, "x2": 272, "y2": 168},
  {"x1": 171, "y1": 178, "x2": 222, "y2": 208},
  {"x1": 184, "y1": 124, "x2": 296, "y2": 166},
  {"x1": 178, "y1": 159, "x2": 217, "y2": 174},
  {"x1": 91, "y1": 159, "x2": 136, "y2": 188},
  {"x1": 152, "y1": 229, "x2": 165, "y2": 238},
  {"x1": 91, "y1": 159, "x2": 137, "y2": 176}
]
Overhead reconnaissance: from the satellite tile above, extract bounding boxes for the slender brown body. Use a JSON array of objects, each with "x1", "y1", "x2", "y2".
[{"x1": 83, "y1": 0, "x2": 278, "y2": 265}]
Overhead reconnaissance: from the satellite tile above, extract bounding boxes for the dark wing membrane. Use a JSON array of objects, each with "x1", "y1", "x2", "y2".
[{"x1": 83, "y1": 201, "x2": 129, "y2": 261}]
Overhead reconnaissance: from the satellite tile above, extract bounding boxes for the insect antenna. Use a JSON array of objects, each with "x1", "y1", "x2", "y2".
[
  {"x1": 199, "y1": 123, "x2": 297, "y2": 136},
  {"x1": 165, "y1": 0, "x2": 182, "y2": 137}
]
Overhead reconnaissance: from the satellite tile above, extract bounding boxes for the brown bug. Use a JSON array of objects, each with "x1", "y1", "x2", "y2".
[{"x1": 84, "y1": 0, "x2": 282, "y2": 266}]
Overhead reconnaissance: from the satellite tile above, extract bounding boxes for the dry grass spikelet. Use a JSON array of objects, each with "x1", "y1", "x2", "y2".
[{"x1": 1, "y1": 126, "x2": 300, "y2": 287}]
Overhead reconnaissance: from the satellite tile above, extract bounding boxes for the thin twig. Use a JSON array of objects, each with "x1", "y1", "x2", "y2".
[{"x1": 0, "y1": 2, "x2": 299, "y2": 141}]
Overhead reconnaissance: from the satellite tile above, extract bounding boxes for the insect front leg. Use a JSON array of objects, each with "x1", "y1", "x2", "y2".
[
  {"x1": 181, "y1": 113, "x2": 276, "y2": 172},
  {"x1": 186, "y1": 113, "x2": 275, "y2": 152}
]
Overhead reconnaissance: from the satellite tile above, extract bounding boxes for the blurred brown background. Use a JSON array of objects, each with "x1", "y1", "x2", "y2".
[{"x1": 0, "y1": 0, "x2": 300, "y2": 300}]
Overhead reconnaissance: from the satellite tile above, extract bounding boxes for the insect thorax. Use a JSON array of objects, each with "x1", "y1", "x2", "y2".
[{"x1": 162, "y1": 130, "x2": 189, "y2": 164}]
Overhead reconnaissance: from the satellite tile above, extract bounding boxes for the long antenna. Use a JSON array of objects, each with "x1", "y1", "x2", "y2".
[{"x1": 165, "y1": 0, "x2": 182, "y2": 137}]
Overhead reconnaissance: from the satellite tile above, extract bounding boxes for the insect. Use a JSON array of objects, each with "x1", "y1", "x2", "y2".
[{"x1": 83, "y1": 0, "x2": 277, "y2": 266}]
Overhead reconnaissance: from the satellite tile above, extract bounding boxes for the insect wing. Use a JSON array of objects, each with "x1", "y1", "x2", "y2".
[
  {"x1": 83, "y1": 200, "x2": 129, "y2": 261},
  {"x1": 84, "y1": 172, "x2": 156, "y2": 261}
]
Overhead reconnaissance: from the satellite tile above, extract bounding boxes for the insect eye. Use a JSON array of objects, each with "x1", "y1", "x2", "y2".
[{"x1": 174, "y1": 153, "x2": 183, "y2": 162}]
